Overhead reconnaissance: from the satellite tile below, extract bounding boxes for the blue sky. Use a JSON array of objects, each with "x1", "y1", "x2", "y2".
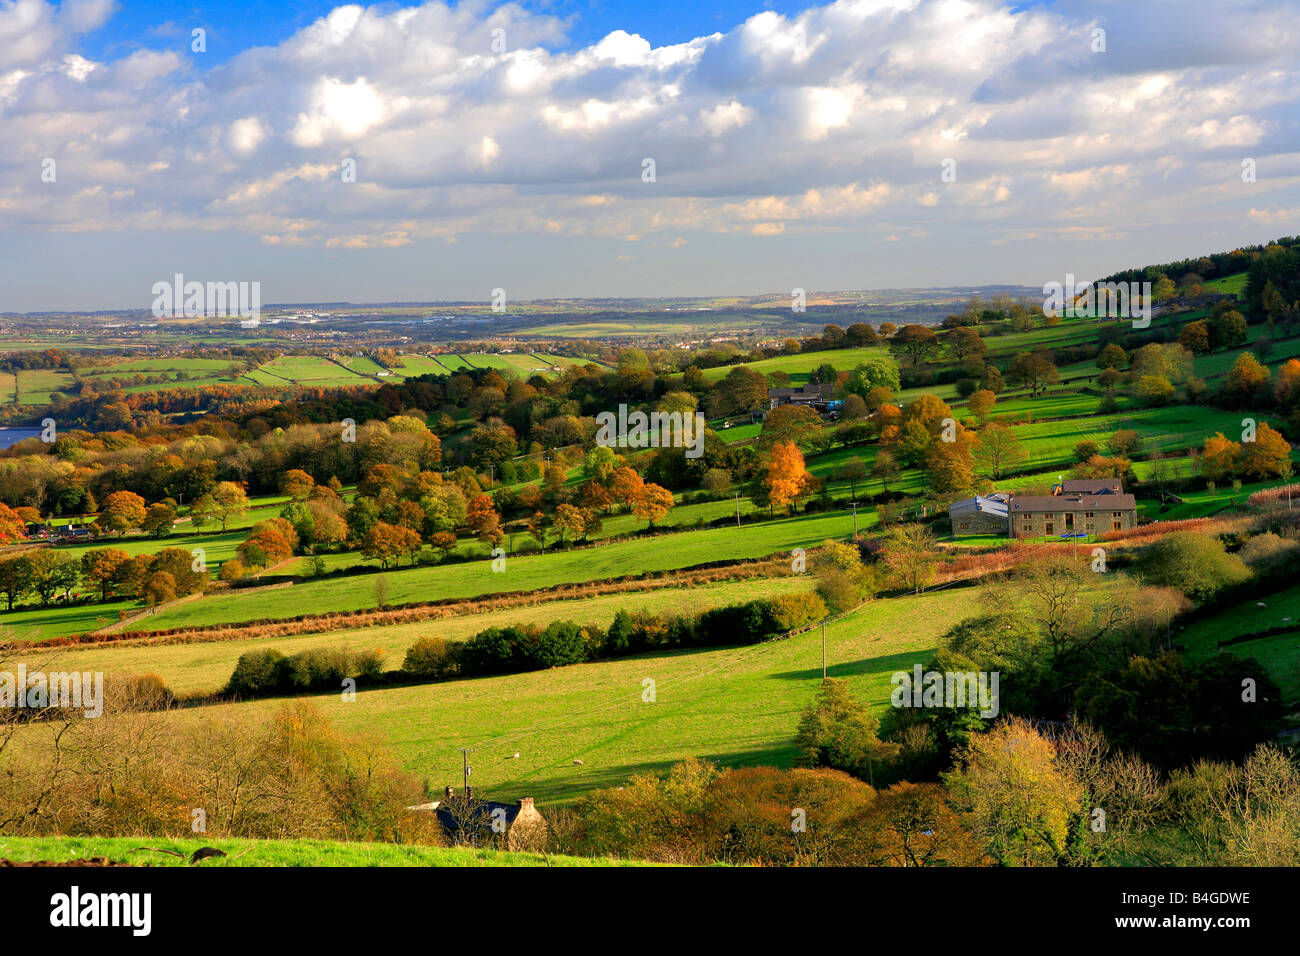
[
  {"x1": 77, "y1": 0, "x2": 809, "y2": 63},
  {"x1": 0, "y1": 0, "x2": 1296, "y2": 311}
]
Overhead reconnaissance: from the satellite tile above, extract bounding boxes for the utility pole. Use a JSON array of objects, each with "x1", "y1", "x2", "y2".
[
  {"x1": 847, "y1": 500, "x2": 860, "y2": 537},
  {"x1": 734, "y1": 492, "x2": 741, "y2": 528},
  {"x1": 456, "y1": 747, "x2": 475, "y2": 793}
]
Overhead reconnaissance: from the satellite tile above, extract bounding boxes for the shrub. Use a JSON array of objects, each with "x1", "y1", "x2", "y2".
[
  {"x1": 460, "y1": 626, "x2": 527, "y2": 675},
  {"x1": 1134, "y1": 531, "x2": 1252, "y2": 601},
  {"x1": 226, "y1": 649, "x2": 289, "y2": 696},
  {"x1": 766, "y1": 592, "x2": 827, "y2": 631},
  {"x1": 287, "y1": 647, "x2": 351, "y2": 689},
  {"x1": 530, "y1": 620, "x2": 589, "y2": 668},
  {"x1": 402, "y1": 635, "x2": 456, "y2": 679}
]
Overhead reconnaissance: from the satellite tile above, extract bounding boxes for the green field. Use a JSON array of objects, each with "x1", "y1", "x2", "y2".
[
  {"x1": 0, "y1": 835, "x2": 632, "y2": 867},
  {"x1": 137, "y1": 588, "x2": 974, "y2": 804},
  {"x1": 58, "y1": 511, "x2": 857, "y2": 636},
  {"x1": 1179, "y1": 585, "x2": 1300, "y2": 704},
  {"x1": 16, "y1": 576, "x2": 810, "y2": 694},
  {"x1": 15, "y1": 368, "x2": 75, "y2": 404},
  {"x1": 1206, "y1": 272, "x2": 1248, "y2": 296},
  {"x1": 692, "y1": 347, "x2": 890, "y2": 385}
]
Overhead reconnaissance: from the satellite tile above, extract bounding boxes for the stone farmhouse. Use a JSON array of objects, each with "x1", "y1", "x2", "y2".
[
  {"x1": 949, "y1": 479, "x2": 1137, "y2": 538},
  {"x1": 409, "y1": 788, "x2": 549, "y2": 851},
  {"x1": 767, "y1": 382, "x2": 835, "y2": 410}
]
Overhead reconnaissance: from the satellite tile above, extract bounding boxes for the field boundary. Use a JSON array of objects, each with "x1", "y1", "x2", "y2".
[{"x1": 23, "y1": 558, "x2": 795, "y2": 652}]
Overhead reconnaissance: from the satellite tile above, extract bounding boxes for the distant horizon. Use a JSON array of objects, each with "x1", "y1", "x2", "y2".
[
  {"x1": 0, "y1": 0, "x2": 1295, "y2": 311},
  {"x1": 0, "y1": 282, "x2": 1051, "y2": 318}
]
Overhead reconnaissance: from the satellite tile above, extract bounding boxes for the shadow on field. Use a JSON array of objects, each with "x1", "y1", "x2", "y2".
[
  {"x1": 764, "y1": 649, "x2": 927, "y2": 683},
  {"x1": 489, "y1": 743, "x2": 804, "y2": 802}
]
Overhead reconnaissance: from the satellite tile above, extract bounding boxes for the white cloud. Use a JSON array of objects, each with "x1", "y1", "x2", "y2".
[{"x1": 0, "y1": 0, "x2": 1294, "y2": 256}]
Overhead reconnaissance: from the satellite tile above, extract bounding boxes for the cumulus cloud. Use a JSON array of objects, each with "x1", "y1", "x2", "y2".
[{"x1": 0, "y1": 0, "x2": 1296, "y2": 254}]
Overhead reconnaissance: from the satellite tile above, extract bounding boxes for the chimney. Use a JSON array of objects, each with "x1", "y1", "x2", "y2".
[{"x1": 445, "y1": 786, "x2": 454, "y2": 799}]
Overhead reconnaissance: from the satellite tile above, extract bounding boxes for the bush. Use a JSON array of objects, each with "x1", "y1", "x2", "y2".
[
  {"x1": 1134, "y1": 531, "x2": 1252, "y2": 601},
  {"x1": 287, "y1": 647, "x2": 351, "y2": 689},
  {"x1": 530, "y1": 621, "x2": 589, "y2": 668},
  {"x1": 460, "y1": 626, "x2": 528, "y2": 675},
  {"x1": 766, "y1": 592, "x2": 827, "y2": 631},
  {"x1": 402, "y1": 635, "x2": 457, "y2": 678},
  {"x1": 226, "y1": 649, "x2": 289, "y2": 697}
]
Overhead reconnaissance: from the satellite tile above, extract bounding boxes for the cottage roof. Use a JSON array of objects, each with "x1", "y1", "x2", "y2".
[
  {"x1": 949, "y1": 495, "x2": 1008, "y2": 518},
  {"x1": 767, "y1": 382, "x2": 834, "y2": 398},
  {"x1": 1060, "y1": 479, "x2": 1123, "y2": 494},
  {"x1": 1010, "y1": 494, "x2": 1136, "y2": 513}
]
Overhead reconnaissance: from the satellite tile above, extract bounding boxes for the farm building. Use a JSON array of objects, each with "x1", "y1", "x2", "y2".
[
  {"x1": 410, "y1": 788, "x2": 549, "y2": 851},
  {"x1": 948, "y1": 494, "x2": 1010, "y2": 535},
  {"x1": 768, "y1": 382, "x2": 834, "y2": 409},
  {"x1": 1008, "y1": 479, "x2": 1136, "y2": 537},
  {"x1": 949, "y1": 480, "x2": 1136, "y2": 538}
]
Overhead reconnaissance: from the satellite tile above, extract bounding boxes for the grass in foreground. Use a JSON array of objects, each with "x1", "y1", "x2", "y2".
[{"x1": 0, "y1": 835, "x2": 644, "y2": 867}]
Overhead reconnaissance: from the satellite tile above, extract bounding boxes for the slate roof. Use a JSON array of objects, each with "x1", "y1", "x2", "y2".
[
  {"x1": 949, "y1": 495, "x2": 1009, "y2": 519},
  {"x1": 1010, "y1": 494, "x2": 1136, "y2": 513},
  {"x1": 1060, "y1": 479, "x2": 1123, "y2": 494}
]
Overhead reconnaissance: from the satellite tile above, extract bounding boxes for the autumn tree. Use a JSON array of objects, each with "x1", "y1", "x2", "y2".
[
  {"x1": 926, "y1": 432, "x2": 976, "y2": 493},
  {"x1": 210, "y1": 481, "x2": 251, "y2": 532},
  {"x1": 609, "y1": 466, "x2": 645, "y2": 513},
  {"x1": 871, "y1": 450, "x2": 900, "y2": 492},
  {"x1": 1096, "y1": 343, "x2": 1129, "y2": 369},
  {"x1": 1239, "y1": 422, "x2": 1292, "y2": 479},
  {"x1": 633, "y1": 483, "x2": 675, "y2": 527},
  {"x1": 0, "y1": 503, "x2": 27, "y2": 544},
  {"x1": 466, "y1": 493, "x2": 504, "y2": 545},
  {"x1": 1179, "y1": 321, "x2": 1211, "y2": 355},
  {"x1": 80, "y1": 548, "x2": 131, "y2": 602},
  {"x1": 967, "y1": 389, "x2": 996, "y2": 422},
  {"x1": 889, "y1": 325, "x2": 941, "y2": 368},
  {"x1": 552, "y1": 503, "x2": 586, "y2": 545},
  {"x1": 361, "y1": 522, "x2": 422, "y2": 568},
  {"x1": 832, "y1": 458, "x2": 868, "y2": 497},
  {"x1": 142, "y1": 570, "x2": 178, "y2": 610},
  {"x1": 760, "y1": 404, "x2": 823, "y2": 448},
  {"x1": 1007, "y1": 352, "x2": 1059, "y2": 397},
  {"x1": 0, "y1": 556, "x2": 31, "y2": 610},
  {"x1": 944, "y1": 718, "x2": 1084, "y2": 867},
  {"x1": 96, "y1": 490, "x2": 147, "y2": 536},
  {"x1": 1198, "y1": 433, "x2": 1241, "y2": 483},
  {"x1": 280, "y1": 469, "x2": 316, "y2": 500},
  {"x1": 880, "y1": 524, "x2": 937, "y2": 593},
  {"x1": 766, "y1": 441, "x2": 814, "y2": 515},
  {"x1": 1222, "y1": 353, "x2": 1270, "y2": 405},
  {"x1": 142, "y1": 500, "x2": 177, "y2": 538}
]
